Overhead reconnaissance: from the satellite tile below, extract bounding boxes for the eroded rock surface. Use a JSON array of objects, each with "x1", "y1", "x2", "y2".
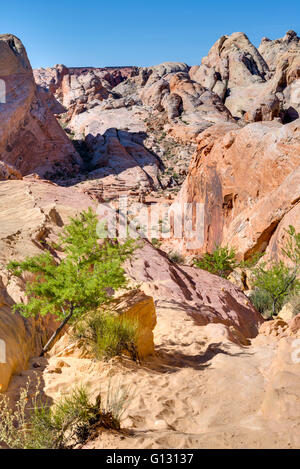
[
  {"x1": 34, "y1": 61, "x2": 234, "y2": 194},
  {"x1": 0, "y1": 35, "x2": 82, "y2": 179},
  {"x1": 192, "y1": 30, "x2": 300, "y2": 124},
  {"x1": 125, "y1": 241, "x2": 263, "y2": 340},
  {"x1": 176, "y1": 119, "x2": 300, "y2": 259},
  {"x1": 1, "y1": 28, "x2": 300, "y2": 449}
]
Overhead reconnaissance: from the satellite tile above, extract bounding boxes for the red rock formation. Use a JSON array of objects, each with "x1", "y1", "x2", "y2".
[
  {"x1": 0, "y1": 34, "x2": 81, "y2": 179},
  {"x1": 176, "y1": 119, "x2": 300, "y2": 260},
  {"x1": 34, "y1": 65, "x2": 138, "y2": 119},
  {"x1": 126, "y1": 241, "x2": 263, "y2": 339},
  {"x1": 191, "y1": 31, "x2": 300, "y2": 124},
  {"x1": 264, "y1": 203, "x2": 300, "y2": 265}
]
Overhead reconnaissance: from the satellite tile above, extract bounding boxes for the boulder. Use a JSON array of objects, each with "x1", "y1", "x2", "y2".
[
  {"x1": 278, "y1": 303, "x2": 297, "y2": 323},
  {"x1": 259, "y1": 319, "x2": 289, "y2": 338},
  {"x1": 112, "y1": 290, "x2": 157, "y2": 359},
  {"x1": 259, "y1": 315, "x2": 300, "y2": 339}
]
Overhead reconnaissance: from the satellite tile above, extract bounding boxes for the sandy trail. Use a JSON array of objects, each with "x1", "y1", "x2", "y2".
[{"x1": 6, "y1": 302, "x2": 300, "y2": 449}]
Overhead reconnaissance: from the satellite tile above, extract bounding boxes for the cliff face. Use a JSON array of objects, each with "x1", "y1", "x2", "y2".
[
  {"x1": 176, "y1": 119, "x2": 300, "y2": 259},
  {"x1": 0, "y1": 275, "x2": 56, "y2": 392},
  {"x1": 0, "y1": 34, "x2": 82, "y2": 180}
]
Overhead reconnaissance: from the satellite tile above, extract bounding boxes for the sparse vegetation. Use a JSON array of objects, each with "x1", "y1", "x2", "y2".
[
  {"x1": 251, "y1": 261, "x2": 299, "y2": 317},
  {"x1": 74, "y1": 310, "x2": 139, "y2": 361},
  {"x1": 249, "y1": 288, "x2": 274, "y2": 318},
  {"x1": 168, "y1": 251, "x2": 185, "y2": 265},
  {"x1": 151, "y1": 238, "x2": 162, "y2": 248},
  {"x1": 158, "y1": 131, "x2": 167, "y2": 142},
  {"x1": 194, "y1": 245, "x2": 238, "y2": 278},
  {"x1": 192, "y1": 228, "x2": 300, "y2": 318},
  {"x1": 0, "y1": 381, "x2": 129, "y2": 449},
  {"x1": 250, "y1": 226, "x2": 300, "y2": 317},
  {"x1": 7, "y1": 209, "x2": 135, "y2": 355}
]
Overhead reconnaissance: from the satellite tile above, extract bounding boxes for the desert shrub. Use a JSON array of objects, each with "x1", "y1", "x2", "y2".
[
  {"x1": 7, "y1": 209, "x2": 135, "y2": 355},
  {"x1": 168, "y1": 251, "x2": 185, "y2": 265},
  {"x1": 282, "y1": 225, "x2": 300, "y2": 266},
  {"x1": 249, "y1": 289, "x2": 274, "y2": 318},
  {"x1": 194, "y1": 245, "x2": 237, "y2": 278},
  {"x1": 0, "y1": 382, "x2": 128, "y2": 449},
  {"x1": 250, "y1": 226, "x2": 300, "y2": 317},
  {"x1": 104, "y1": 379, "x2": 133, "y2": 423},
  {"x1": 151, "y1": 238, "x2": 161, "y2": 248},
  {"x1": 74, "y1": 311, "x2": 139, "y2": 361},
  {"x1": 252, "y1": 262, "x2": 300, "y2": 317},
  {"x1": 0, "y1": 380, "x2": 34, "y2": 449}
]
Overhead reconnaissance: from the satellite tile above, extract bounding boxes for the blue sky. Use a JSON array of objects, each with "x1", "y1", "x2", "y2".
[{"x1": 2, "y1": 0, "x2": 300, "y2": 68}]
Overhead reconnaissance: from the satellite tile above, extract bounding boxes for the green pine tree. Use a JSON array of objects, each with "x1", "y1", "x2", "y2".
[{"x1": 7, "y1": 208, "x2": 135, "y2": 355}]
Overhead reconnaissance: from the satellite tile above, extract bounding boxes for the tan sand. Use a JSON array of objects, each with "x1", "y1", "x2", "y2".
[{"x1": 5, "y1": 302, "x2": 300, "y2": 449}]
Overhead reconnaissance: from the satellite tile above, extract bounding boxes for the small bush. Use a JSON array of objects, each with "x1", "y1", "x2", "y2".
[
  {"x1": 194, "y1": 245, "x2": 237, "y2": 278},
  {"x1": 0, "y1": 380, "x2": 34, "y2": 449},
  {"x1": 75, "y1": 311, "x2": 139, "y2": 361},
  {"x1": 249, "y1": 289, "x2": 273, "y2": 318},
  {"x1": 0, "y1": 382, "x2": 128, "y2": 449},
  {"x1": 151, "y1": 238, "x2": 161, "y2": 248},
  {"x1": 168, "y1": 251, "x2": 185, "y2": 265},
  {"x1": 252, "y1": 261, "x2": 300, "y2": 317},
  {"x1": 248, "y1": 226, "x2": 300, "y2": 317}
]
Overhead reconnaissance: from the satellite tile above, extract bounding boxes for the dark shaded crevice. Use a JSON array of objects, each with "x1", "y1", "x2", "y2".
[{"x1": 244, "y1": 219, "x2": 281, "y2": 260}]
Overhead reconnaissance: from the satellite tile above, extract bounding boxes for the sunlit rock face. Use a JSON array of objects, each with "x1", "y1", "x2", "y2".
[
  {"x1": 0, "y1": 34, "x2": 82, "y2": 180},
  {"x1": 176, "y1": 119, "x2": 300, "y2": 259}
]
